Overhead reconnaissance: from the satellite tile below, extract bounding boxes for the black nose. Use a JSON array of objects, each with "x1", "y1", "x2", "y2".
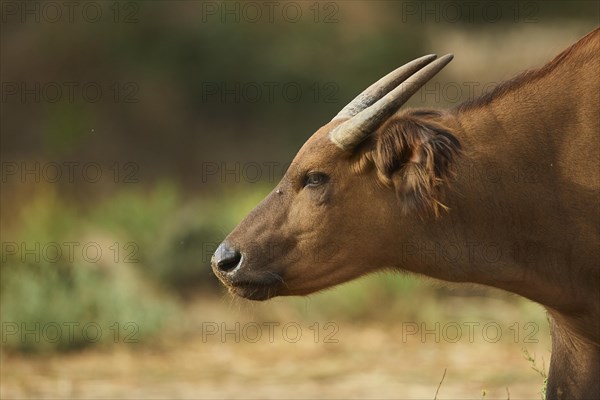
[{"x1": 213, "y1": 242, "x2": 242, "y2": 273}]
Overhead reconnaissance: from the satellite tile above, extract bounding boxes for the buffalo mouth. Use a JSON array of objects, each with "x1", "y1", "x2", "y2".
[
  {"x1": 214, "y1": 270, "x2": 283, "y2": 301},
  {"x1": 228, "y1": 280, "x2": 280, "y2": 301}
]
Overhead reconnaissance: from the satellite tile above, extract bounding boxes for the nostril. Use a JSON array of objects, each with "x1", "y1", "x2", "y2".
[
  {"x1": 217, "y1": 252, "x2": 241, "y2": 272},
  {"x1": 214, "y1": 242, "x2": 242, "y2": 272}
]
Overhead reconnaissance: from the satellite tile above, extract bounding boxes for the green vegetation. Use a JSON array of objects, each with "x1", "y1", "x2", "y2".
[
  {"x1": 1, "y1": 182, "x2": 548, "y2": 353},
  {"x1": 522, "y1": 347, "x2": 548, "y2": 399},
  {"x1": 1, "y1": 185, "x2": 178, "y2": 352}
]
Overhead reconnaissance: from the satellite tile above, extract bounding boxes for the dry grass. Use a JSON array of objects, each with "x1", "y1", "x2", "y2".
[{"x1": 2, "y1": 294, "x2": 550, "y2": 399}]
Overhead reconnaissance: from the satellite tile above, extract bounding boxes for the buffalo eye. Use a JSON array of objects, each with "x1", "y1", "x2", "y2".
[{"x1": 304, "y1": 172, "x2": 329, "y2": 188}]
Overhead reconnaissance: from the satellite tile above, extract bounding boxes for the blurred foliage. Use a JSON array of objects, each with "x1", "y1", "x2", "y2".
[
  {"x1": 0, "y1": 181, "x2": 279, "y2": 352},
  {"x1": 0, "y1": 185, "x2": 179, "y2": 352},
  {"x1": 2, "y1": 1, "x2": 597, "y2": 187},
  {"x1": 0, "y1": 1, "x2": 596, "y2": 353},
  {"x1": 0, "y1": 181, "x2": 550, "y2": 353}
]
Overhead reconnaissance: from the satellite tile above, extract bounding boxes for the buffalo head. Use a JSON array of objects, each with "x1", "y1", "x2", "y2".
[{"x1": 211, "y1": 54, "x2": 461, "y2": 300}]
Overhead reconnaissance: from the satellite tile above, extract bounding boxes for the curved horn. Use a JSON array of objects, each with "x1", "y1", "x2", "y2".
[
  {"x1": 333, "y1": 54, "x2": 437, "y2": 120},
  {"x1": 330, "y1": 54, "x2": 454, "y2": 150}
]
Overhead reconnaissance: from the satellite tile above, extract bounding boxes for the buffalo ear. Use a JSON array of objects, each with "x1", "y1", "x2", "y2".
[{"x1": 373, "y1": 113, "x2": 461, "y2": 218}]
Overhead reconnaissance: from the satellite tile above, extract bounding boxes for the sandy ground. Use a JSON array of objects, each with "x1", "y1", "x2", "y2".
[{"x1": 1, "y1": 297, "x2": 551, "y2": 400}]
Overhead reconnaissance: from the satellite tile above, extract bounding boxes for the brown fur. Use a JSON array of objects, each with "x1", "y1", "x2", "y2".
[
  {"x1": 458, "y1": 27, "x2": 600, "y2": 113},
  {"x1": 373, "y1": 111, "x2": 461, "y2": 218}
]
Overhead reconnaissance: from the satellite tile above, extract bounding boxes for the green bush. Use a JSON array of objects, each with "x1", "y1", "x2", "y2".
[
  {"x1": 0, "y1": 182, "x2": 274, "y2": 352},
  {"x1": 85, "y1": 182, "x2": 271, "y2": 295},
  {"x1": 1, "y1": 185, "x2": 178, "y2": 353},
  {"x1": 146, "y1": 185, "x2": 271, "y2": 295},
  {"x1": 1, "y1": 261, "x2": 176, "y2": 353}
]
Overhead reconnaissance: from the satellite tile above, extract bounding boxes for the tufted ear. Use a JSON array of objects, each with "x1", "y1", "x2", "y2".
[{"x1": 373, "y1": 111, "x2": 461, "y2": 218}]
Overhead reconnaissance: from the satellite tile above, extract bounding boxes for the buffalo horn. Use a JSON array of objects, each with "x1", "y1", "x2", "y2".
[{"x1": 330, "y1": 54, "x2": 454, "y2": 150}]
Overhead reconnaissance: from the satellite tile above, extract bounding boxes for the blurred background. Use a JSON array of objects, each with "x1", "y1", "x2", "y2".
[{"x1": 1, "y1": 1, "x2": 598, "y2": 398}]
